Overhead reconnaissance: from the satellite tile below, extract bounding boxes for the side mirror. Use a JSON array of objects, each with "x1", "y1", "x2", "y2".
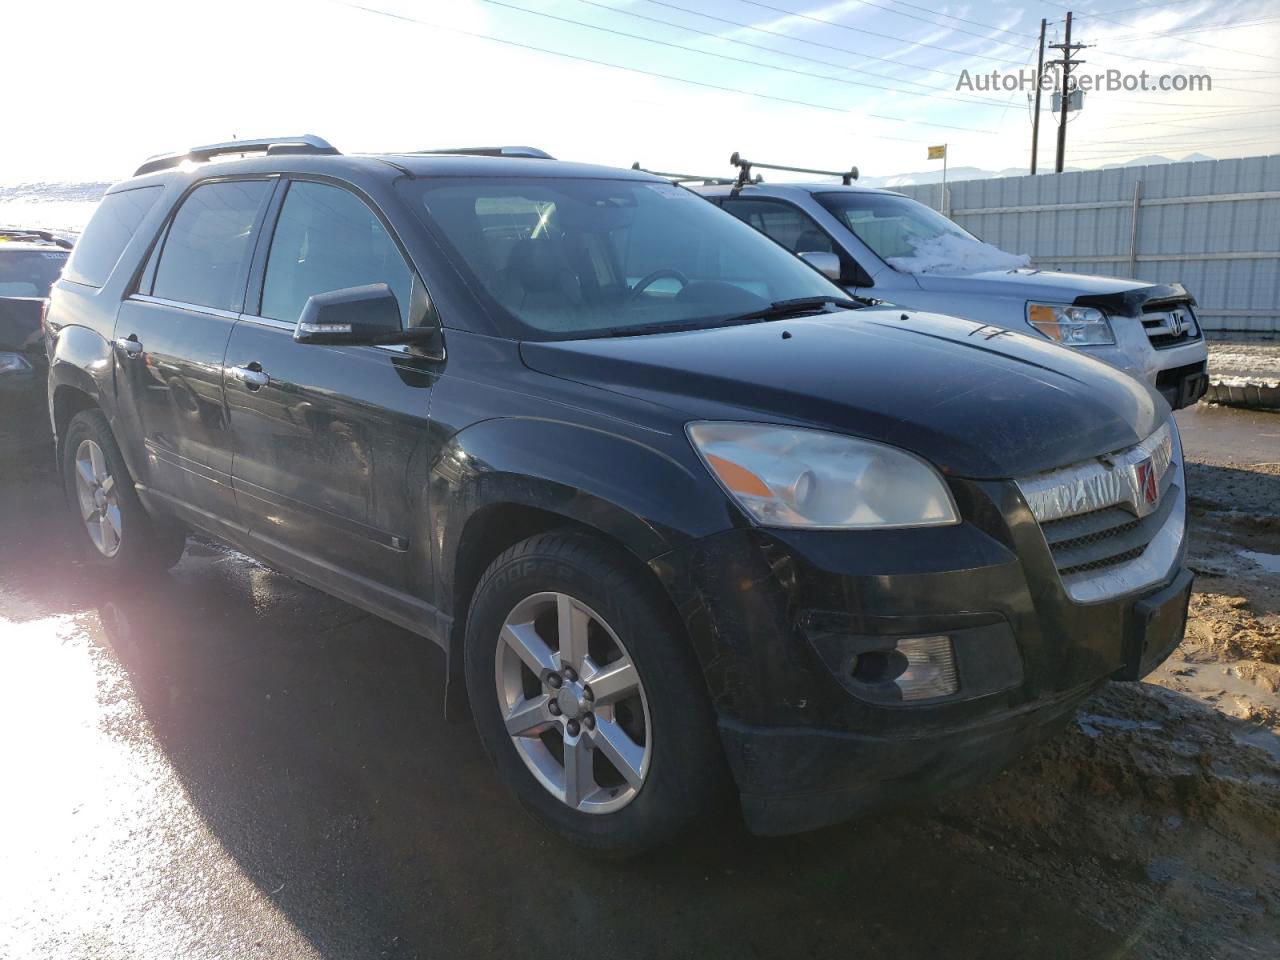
[
  {"x1": 798, "y1": 251, "x2": 842, "y2": 283},
  {"x1": 294, "y1": 283, "x2": 403, "y2": 345}
]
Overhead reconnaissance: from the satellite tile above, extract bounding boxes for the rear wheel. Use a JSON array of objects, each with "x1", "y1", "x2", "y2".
[
  {"x1": 464, "y1": 531, "x2": 724, "y2": 855},
  {"x1": 62, "y1": 409, "x2": 186, "y2": 573}
]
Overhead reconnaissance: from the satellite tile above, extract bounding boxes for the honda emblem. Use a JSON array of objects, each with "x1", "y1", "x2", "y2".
[
  {"x1": 1135, "y1": 458, "x2": 1159, "y2": 506},
  {"x1": 1168, "y1": 310, "x2": 1187, "y2": 337}
]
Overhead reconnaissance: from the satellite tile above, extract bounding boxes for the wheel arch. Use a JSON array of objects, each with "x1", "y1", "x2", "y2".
[{"x1": 431, "y1": 417, "x2": 733, "y2": 720}]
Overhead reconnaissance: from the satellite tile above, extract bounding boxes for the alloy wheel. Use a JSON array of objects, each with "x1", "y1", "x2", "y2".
[
  {"x1": 495, "y1": 592, "x2": 652, "y2": 814},
  {"x1": 74, "y1": 439, "x2": 122, "y2": 558}
]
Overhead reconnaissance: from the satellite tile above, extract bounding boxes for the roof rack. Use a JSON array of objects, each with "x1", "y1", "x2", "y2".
[
  {"x1": 133, "y1": 135, "x2": 340, "y2": 177},
  {"x1": 0, "y1": 228, "x2": 73, "y2": 249},
  {"x1": 410, "y1": 146, "x2": 554, "y2": 160},
  {"x1": 730, "y1": 152, "x2": 858, "y2": 188},
  {"x1": 630, "y1": 163, "x2": 741, "y2": 186}
]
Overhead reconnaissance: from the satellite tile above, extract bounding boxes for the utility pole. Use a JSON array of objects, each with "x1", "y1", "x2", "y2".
[
  {"x1": 1049, "y1": 11, "x2": 1087, "y2": 173},
  {"x1": 1031, "y1": 18, "x2": 1046, "y2": 175}
]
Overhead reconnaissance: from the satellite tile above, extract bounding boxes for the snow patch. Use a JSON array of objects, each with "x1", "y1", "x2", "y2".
[{"x1": 886, "y1": 233, "x2": 1031, "y2": 275}]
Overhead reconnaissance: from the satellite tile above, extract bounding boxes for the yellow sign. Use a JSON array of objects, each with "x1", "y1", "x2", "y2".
[{"x1": 928, "y1": 145, "x2": 947, "y2": 160}]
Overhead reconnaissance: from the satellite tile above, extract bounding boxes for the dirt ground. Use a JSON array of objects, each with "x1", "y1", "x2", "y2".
[{"x1": 923, "y1": 404, "x2": 1280, "y2": 959}]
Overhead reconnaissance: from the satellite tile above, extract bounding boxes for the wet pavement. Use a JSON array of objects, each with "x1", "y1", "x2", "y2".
[{"x1": 0, "y1": 409, "x2": 1274, "y2": 959}]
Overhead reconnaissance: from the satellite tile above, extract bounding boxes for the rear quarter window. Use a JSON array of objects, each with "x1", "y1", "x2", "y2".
[{"x1": 63, "y1": 186, "x2": 162, "y2": 288}]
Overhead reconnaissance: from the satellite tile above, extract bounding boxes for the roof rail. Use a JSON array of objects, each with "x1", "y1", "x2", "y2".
[
  {"x1": 133, "y1": 135, "x2": 340, "y2": 177},
  {"x1": 410, "y1": 146, "x2": 554, "y2": 160},
  {"x1": 0, "y1": 228, "x2": 74, "y2": 249},
  {"x1": 630, "y1": 163, "x2": 740, "y2": 186},
  {"x1": 730, "y1": 152, "x2": 858, "y2": 188}
]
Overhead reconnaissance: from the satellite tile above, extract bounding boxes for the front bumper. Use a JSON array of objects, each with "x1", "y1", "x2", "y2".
[
  {"x1": 1077, "y1": 329, "x2": 1207, "y2": 410},
  {"x1": 652, "y1": 471, "x2": 1190, "y2": 835}
]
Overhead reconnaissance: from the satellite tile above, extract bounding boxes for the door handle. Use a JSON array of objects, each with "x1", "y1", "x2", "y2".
[
  {"x1": 114, "y1": 335, "x2": 143, "y2": 359},
  {"x1": 228, "y1": 364, "x2": 270, "y2": 389}
]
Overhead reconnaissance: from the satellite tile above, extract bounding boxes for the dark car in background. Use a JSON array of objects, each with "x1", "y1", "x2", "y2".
[
  {"x1": 1, "y1": 229, "x2": 72, "y2": 446},
  {"x1": 44, "y1": 136, "x2": 1191, "y2": 854}
]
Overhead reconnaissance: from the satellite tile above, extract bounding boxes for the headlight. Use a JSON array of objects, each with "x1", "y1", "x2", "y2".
[
  {"x1": 1026, "y1": 303, "x2": 1115, "y2": 345},
  {"x1": 687, "y1": 422, "x2": 959, "y2": 529},
  {"x1": 0, "y1": 352, "x2": 32, "y2": 374}
]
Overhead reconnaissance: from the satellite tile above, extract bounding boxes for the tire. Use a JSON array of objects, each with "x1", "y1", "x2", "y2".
[
  {"x1": 464, "y1": 530, "x2": 725, "y2": 856},
  {"x1": 61, "y1": 409, "x2": 186, "y2": 573}
]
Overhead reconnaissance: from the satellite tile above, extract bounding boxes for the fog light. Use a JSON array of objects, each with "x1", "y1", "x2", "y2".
[{"x1": 895, "y1": 635, "x2": 958, "y2": 700}]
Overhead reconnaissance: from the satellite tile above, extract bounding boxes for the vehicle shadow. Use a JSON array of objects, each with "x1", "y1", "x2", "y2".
[{"x1": 1, "y1": 444, "x2": 1125, "y2": 959}]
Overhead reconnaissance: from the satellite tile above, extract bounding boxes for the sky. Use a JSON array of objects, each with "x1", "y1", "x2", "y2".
[{"x1": 4, "y1": 0, "x2": 1279, "y2": 184}]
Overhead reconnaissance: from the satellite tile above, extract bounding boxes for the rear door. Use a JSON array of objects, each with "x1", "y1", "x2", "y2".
[
  {"x1": 113, "y1": 178, "x2": 275, "y2": 529},
  {"x1": 223, "y1": 177, "x2": 441, "y2": 613}
]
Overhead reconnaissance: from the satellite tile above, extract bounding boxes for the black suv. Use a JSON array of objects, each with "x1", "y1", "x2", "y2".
[{"x1": 45, "y1": 136, "x2": 1192, "y2": 854}]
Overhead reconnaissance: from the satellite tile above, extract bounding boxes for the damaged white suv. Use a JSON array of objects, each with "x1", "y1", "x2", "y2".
[{"x1": 695, "y1": 172, "x2": 1209, "y2": 410}]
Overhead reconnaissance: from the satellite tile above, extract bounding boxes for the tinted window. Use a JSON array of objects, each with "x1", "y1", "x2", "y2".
[
  {"x1": 720, "y1": 198, "x2": 834, "y2": 254},
  {"x1": 0, "y1": 249, "x2": 70, "y2": 297},
  {"x1": 261, "y1": 181, "x2": 413, "y2": 325},
  {"x1": 406, "y1": 178, "x2": 839, "y2": 340},
  {"x1": 153, "y1": 180, "x2": 270, "y2": 311},
  {"x1": 63, "y1": 186, "x2": 161, "y2": 287}
]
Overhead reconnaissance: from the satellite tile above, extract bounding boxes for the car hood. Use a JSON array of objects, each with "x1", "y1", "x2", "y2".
[
  {"x1": 911, "y1": 267, "x2": 1155, "y2": 299},
  {"x1": 520, "y1": 308, "x2": 1165, "y2": 480}
]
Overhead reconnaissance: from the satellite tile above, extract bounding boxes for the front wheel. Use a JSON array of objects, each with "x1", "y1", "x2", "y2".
[
  {"x1": 464, "y1": 531, "x2": 725, "y2": 855},
  {"x1": 61, "y1": 409, "x2": 186, "y2": 573}
]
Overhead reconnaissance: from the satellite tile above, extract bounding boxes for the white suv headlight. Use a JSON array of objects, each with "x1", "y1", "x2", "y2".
[
  {"x1": 1026, "y1": 303, "x2": 1115, "y2": 345},
  {"x1": 687, "y1": 422, "x2": 959, "y2": 529}
]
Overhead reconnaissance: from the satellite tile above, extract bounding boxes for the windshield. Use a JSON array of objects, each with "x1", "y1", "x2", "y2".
[
  {"x1": 406, "y1": 177, "x2": 842, "y2": 339},
  {"x1": 814, "y1": 192, "x2": 977, "y2": 263},
  {"x1": 0, "y1": 248, "x2": 69, "y2": 298}
]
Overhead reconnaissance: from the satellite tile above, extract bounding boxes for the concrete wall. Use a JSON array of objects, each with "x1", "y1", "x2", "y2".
[{"x1": 896, "y1": 154, "x2": 1280, "y2": 334}]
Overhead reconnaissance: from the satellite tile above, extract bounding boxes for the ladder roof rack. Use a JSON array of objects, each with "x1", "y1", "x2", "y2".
[
  {"x1": 730, "y1": 152, "x2": 858, "y2": 188},
  {"x1": 630, "y1": 163, "x2": 741, "y2": 186},
  {"x1": 133, "y1": 135, "x2": 340, "y2": 177},
  {"x1": 410, "y1": 146, "x2": 554, "y2": 159}
]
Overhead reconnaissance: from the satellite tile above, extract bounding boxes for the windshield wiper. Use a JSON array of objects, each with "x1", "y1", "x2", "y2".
[
  {"x1": 595, "y1": 296, "x2": 861, "y2": 339},
  {"x1": 717, "y1": 295, "x2": 862, "y2": 325}
]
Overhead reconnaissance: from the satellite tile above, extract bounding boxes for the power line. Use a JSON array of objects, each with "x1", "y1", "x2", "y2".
[
  {"x1": 1076, "y1": 123, "x2": 1280, "y2": 146},
  {"x1": 638, "y1": 0, "x2": 962, "y2": 79},
  {"x1": 820, "y1": 0, "x2": 1036, "y2": 47},
  {"x1": 1071, "y1": 0, "x2": 1218, "y2": 18},
  {"x1": 555, "y1": 0, "x2": 1014, "y2": 108},
  {"x1": 887, "y1": 0, "x2": 1037, "y2": 40},
  {"x1": 1111, "y1": 15, "x2": 1280, "y2": 41},
  {"x1": 1047, "y1": 1, "x2": 1280, "y2": 62},
  {"x1": 1068, "y1": 136, "x2": 1280, "y2": 158},
  {"x1": 1106, "y1": 95, "x2": 1279, "y2": 107},
  {"x1": 1107, "y1": 105, "x2": 1280, "y2": 127},
  {"x1": 1085, "y1": 48, "x2": 1280, "y2": 75},
  {"x1": 729, "y1": 0, "x2": 1032, "y2": 65},
  {"x1": 339, "y1": 2, "x2": 1000, "y2": 133}
]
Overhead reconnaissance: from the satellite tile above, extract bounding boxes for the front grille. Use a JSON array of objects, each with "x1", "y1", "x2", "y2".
[
  {"x1": 1041, "y1": 494, "x2": 1174, "y2": 578},
  {"x1": 1141, "y1": 301, "x2": 1201, "y2": 349},
  {"x1": 1016, "y1": 422, "x2": 1186, "y2": 603}
]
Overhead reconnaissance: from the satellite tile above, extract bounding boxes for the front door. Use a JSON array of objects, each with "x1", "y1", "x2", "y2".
[
  {"x1": 113, "y1": 178, "x2": 274, "y2": 529},
  {"x1": 223, "y1": 179, "x2": 441, "y2": 616}
]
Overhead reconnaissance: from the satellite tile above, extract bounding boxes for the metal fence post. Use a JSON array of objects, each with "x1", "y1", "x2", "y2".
[{"x1": 1128, "y1": 179, "x2": 1143, "y2": 279}]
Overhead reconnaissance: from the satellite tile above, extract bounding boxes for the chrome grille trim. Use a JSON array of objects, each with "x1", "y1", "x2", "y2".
[
  {"x1": 1017, "y1": 422, "x2": 1186, "y2": 604},
  {"x1": 1019, "y1": 421, "x2": 1173, "y2": 524}
]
